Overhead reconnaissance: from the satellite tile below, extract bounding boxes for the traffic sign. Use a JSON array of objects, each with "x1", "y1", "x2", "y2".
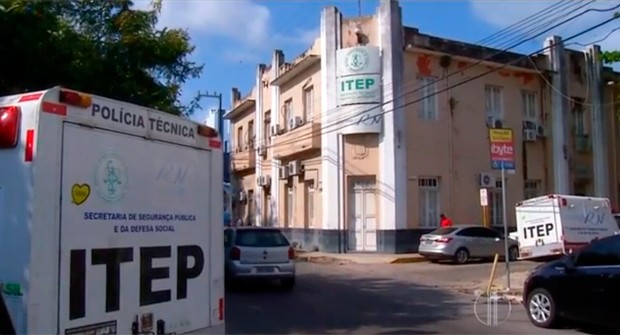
[
  {"x1": 489, "y1": 128, "x2": 515, "y2": 170},
  {"x1": 479, "y1": 188, "x2": 488, "y2": 206}
]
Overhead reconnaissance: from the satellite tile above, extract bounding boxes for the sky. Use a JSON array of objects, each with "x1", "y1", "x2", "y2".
[{"x1": 132, "y1": 0, "x2": 620, "y2": 123}]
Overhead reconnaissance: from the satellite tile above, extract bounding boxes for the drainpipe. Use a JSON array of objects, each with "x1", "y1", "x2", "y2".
[{"x1": 440, "y1": 55, "x2": 454, "y2": 214}]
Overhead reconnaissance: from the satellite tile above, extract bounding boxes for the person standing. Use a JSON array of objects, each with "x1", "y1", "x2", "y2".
[{"x1": 440, "y1": 213, "x2": 453, "y2": 228}]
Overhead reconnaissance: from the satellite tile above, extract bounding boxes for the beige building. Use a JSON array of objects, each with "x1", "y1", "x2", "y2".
[{"x1": 225, "y1": 0, "x2": 620, "y2": 253}]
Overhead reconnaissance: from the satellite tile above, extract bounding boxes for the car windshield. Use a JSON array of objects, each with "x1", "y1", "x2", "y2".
[
  {"x1": 429, "y1": 227, "x2": 458, "y2": 235},
  {"x1": 235, "y1": 229, "x2": 290, "y2": 247}
]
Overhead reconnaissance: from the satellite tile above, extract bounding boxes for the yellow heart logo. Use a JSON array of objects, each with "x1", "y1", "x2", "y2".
[{"x1": 71, "y1": 184, "x2": 91, "y2": 206}]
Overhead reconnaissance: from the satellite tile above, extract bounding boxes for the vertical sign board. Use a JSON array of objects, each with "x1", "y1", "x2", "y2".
[
  {"x1": 489, "y1": 128, "x2": 515, "y2": 170},
  {"x1": 479, "y1": 188, "x2": 488, "y2": 206},
  {"x1": 335, "y1": 46, "x2": 383, "y2": 134}
]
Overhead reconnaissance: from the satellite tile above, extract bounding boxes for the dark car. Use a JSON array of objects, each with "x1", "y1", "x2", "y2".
[{"x1": 523, "y1": 234, "x2": 620, "y2": 330}]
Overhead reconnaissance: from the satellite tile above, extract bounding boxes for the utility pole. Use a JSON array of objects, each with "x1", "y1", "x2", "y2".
[{"x1": 196, "y1": 91, "x2": 224, "y2": 140}]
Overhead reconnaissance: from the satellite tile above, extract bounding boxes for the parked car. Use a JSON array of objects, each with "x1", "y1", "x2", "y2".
[
  {"x1": 224, "y1": 226, "x2": 296, "y2": 289},
  {"x1": 418, "y1": 225, "x2": 519, "y2": 264},
  {"x1": 523, "y1": 234, "x2": 620, "y2": 330}
]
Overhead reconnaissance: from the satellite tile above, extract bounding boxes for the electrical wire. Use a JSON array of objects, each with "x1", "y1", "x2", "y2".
[
  {"x1": 244, "y1": 0, "x2": 591, "y2": 139},
  {"x1": 274, "y1": 1, "x2": 617, "y2": 140},
  {"x1": 258, "y1": 14, "x2": 620, "y2": 152},
  {"x1": 265, "y1": 5, "x2": 620, "y2": 152}
]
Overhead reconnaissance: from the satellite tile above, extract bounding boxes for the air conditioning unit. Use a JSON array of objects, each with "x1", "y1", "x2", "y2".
[
  {"x1": 288, "y1": 160, "x2": 303, "y2": 176},
  {"x1": 294, "y1": 116, "x2": 304, "y2": 128},
  {"x1": 262, "y1": 175, "x2": 271, "y2": 187},
  {"x1": 257, "y1": 145, "x2": 266, "y2": 157},
  {"x1": 288, "y1": 117, "x2": 296, "y2": 130},
  {"x1": 478, "y1": 173, "x2": 496, "y2": 188},
  {"x1": 486, "y1": 116, "x2": 503, "y2": 129},
  {"x1": 279, "y1": 166, "x2": 290, "y2": 180},
  {"x1": 522, "y1": 120, "x2": 537, "y2": 130},
  {"x1": 523, "y1": 129, "x2": 537, "y2": 142},
  {"x1": 537, "y1": 125, "x2": 547, "y2": 138},
  {"x1": 239, "y1": 191, "x2": 247, "y2": 202},
  {"x1": 270, "y1": 124, "x2": 281, "y2": 136}
]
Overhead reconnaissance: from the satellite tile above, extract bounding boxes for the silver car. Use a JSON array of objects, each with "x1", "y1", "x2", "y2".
[
  {"x1": 418, "y1": 225, "x2": 519, "y2": 264},
  {"x1": 224, "y1": 226, "x2": 296, "y2": 289}
]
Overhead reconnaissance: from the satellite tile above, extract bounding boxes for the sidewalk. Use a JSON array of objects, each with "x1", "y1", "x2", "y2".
[{"x1": 295, "y1": 251, "x2": 427, "y2": 265}]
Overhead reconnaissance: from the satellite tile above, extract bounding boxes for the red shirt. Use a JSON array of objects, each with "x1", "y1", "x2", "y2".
[{"x1": 440, "y1": 217, "x2": 453, "y2": 228}]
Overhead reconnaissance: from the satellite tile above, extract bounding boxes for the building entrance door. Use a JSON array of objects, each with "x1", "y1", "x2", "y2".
[{"x1": 347, "y1": 177, "x2": 377, "y2": 252}]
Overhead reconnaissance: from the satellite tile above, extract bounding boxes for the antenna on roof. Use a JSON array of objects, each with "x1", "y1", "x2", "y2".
[{"x1": 357, "y1": 0, "x2": 362, "y2": 16}]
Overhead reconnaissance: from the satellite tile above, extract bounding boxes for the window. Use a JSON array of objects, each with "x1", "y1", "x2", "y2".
[
  {"x1": 418, "y1": 76, "x2": 437, "y2": 120},
  {"x1": 286, "y1": 184, "x2": 294, "y2": 227},
  {"x1": 264, "y1": 110, "x2": 271, "y2": 145},
  {"x1": 522, "y1": 91, "x2": 538, "y2": 120},
  {"x1": 305, "y1": 181, "x2": 315, "y2": 228},
  {"x1": 234, "y1": 229, "x2": 290, "y2": 247},
  {"x1": 575, "y1": 236, "x2": 620, "y2": 267},
  {"x1": 247, "y1": 120, "x2": 255, "y2": 149},
  {"x1": 419, "y1": 177, "x2": 440, "y2": 228},
  {"x1": 572, "y1": 98, "x2": 586, "y2": 135},
  {"x1": 283, "y1": 99, "x2": 292, "y2": 130},
  {"x1": 489, "y1": 179, "x2": 504, "y2": 226},
  {"x1": 485, "y1": 85, "x2": 503, "y2": 118},
  {"x1": 303, "y1": 87, "x2": 314, "y2": 121},
  {"x1": 236, "y1": 126, "x2": 243, "y2": 151},
  {"x1": 524, "y1": 180, "x2": 540, "y2": 200}
]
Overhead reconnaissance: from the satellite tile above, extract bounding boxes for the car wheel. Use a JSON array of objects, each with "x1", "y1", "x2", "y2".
[
  {"x1": 526, "y1": 288, "x2": 559, "y2": 328},
  {"x1": 509, "y1": 246, "x2": 519, "y2": 261},
  {"x1": 281, "y1": 277, "x2": 295, "y2": 291},
  {"x1": 454, "y1": 248, "x2": 469, "y2": 264}
]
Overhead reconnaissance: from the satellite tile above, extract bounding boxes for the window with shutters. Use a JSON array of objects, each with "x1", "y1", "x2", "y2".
[
  {"x1": 418, "y1": 76, "x2": 437, "y2": 121},
  {"x1": 485, "y1": 85, "x2": 503, "y2": 119}
]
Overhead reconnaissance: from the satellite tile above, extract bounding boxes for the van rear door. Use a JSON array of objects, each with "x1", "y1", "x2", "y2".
[{"x1": 57, "y1": 122, "x2": 212, "y2": 334}]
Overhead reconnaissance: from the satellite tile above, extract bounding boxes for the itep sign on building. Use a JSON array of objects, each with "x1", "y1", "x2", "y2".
[
  {"x1": 335, "y1": 46, "x2": 382, "y2": 134},
  {"x1": 489, "y1": 128, "x2": 515, "y2": 170}
]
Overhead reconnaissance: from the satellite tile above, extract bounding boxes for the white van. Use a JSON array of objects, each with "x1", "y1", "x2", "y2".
[
  {"x1": 515, "y1": 194, "x2": 619, "y2": 260},
  {"x1": 0, "y1": 88, "x2": 225, "y2": 334}
]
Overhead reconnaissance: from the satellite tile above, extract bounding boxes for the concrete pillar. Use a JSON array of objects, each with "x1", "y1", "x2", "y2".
[
  {"x1": 544, "y1": 36, "x2": 570, "y2": 194},
  {"x1": 586, "y1": 45, "x2": 609, "y2": 197},
  {"x1": 270, "y1": 50, "x2": 284, "y2": 227},
  {"x1": 377, "y1": 0, "x2": 407, "y2": 237},
  {"x1": 255, "y1": 64, "x2": 265, "y2": 226},
  {"x1": 320, "y1": 7, "x2": 342, "y2": 238}
]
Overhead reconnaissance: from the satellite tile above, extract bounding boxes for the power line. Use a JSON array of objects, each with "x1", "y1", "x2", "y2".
[
  {"x1": 260, "y1": 14, "x2": 620, "y2": 152},
  {"x1": 262, "y1": 1, "x2": 608, "y2": 136}
]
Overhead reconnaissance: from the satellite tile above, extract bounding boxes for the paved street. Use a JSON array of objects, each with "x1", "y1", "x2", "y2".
[{"x1": 226, "y1": 261, "x2": 595, "y2": 335}]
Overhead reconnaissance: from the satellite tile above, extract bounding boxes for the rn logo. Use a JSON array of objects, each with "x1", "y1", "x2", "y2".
[
  {"x1": 68, "y1": 245, "x2": 204, "y2": 320},
  {"x1": 94, "y1": 152, "x2": 128, "y2": 203}
]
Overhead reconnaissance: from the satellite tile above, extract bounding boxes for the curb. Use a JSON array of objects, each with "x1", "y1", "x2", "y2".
[{"x1": 389, "y1": 257, "x2": 428, "y2": 264}]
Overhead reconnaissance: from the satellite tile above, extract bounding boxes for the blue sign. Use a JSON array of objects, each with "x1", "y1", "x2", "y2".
[{"x1": 491, "y1": 160, "x2": 515, "y2": 170}]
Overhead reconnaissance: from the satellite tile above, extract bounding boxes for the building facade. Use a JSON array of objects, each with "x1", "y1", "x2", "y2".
[{"x1": 226, "y1": 0, "x2": 620, "y2": 253}]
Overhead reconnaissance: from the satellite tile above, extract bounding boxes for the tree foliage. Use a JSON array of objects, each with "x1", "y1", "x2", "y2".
[{"x1": 0, "y1": 0, "x2": 202, "y2": 115}]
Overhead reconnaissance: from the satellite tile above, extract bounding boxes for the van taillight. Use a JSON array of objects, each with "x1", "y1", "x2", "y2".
[
  {"x1": 230, "y1": 247, "x2": 241, "y2": 260},
  {"x1": 288, "y1": 247, "x2": 295, "y2": 260},
  {"x1": 0, "y1": 106, "x2": 21, "y2": 148}
]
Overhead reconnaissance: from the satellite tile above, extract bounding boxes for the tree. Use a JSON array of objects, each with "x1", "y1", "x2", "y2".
[{"x1": 0, "y1": 0, "x2": 202, "y2": 115}]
